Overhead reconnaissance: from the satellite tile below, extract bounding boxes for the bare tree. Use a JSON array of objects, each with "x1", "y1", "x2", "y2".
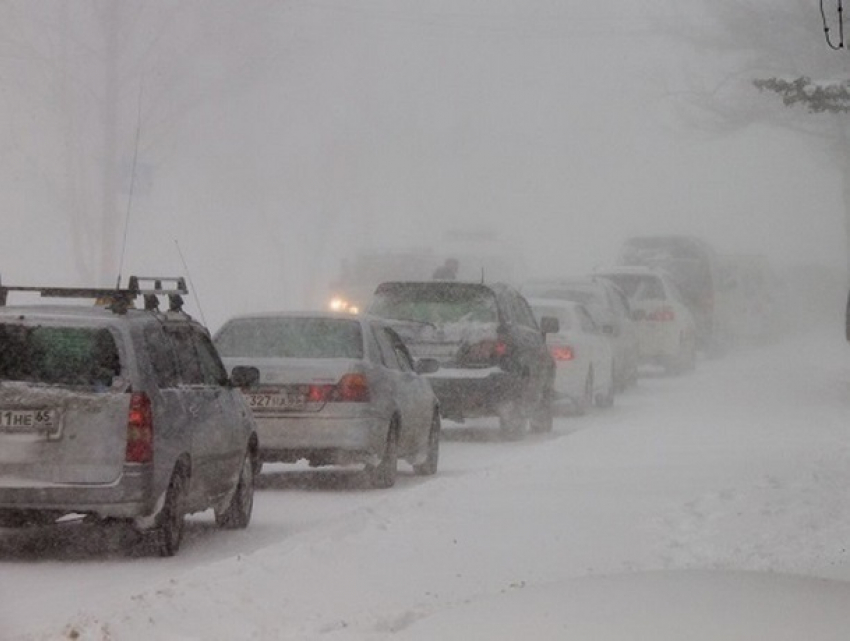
[
  {"x1": 668, "y1": 0, "x2": 850, "y2": 269},
  {"x1": 0, "y1": 1, "x2": 283, "y2": 284}
]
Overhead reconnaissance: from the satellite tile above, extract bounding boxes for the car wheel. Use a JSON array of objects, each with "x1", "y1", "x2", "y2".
[
  {"x1": 368, "y1": 419, "x2": 399, "y2": 489},
  {"x1": 575, "y1": 369, "x2": 593, "y2": 416},
  {"x1": 155, "y1": 466, "x2": 187, "y2": 557},
  {"x1": 530, "y1": 388, "x2": 554, "y2": 433},
  {"x1": 498, "y1": 400, "x2": 528, "y2": 439},
  {"x1": 215, "y1": 452, "x2": 255, "y2": 529},
  {"x1": 596, "y1": 366, "x2": 616, "y2": 408},
  {"x1": 413, "y1": 412, "x2": 441, "y2": 476}
]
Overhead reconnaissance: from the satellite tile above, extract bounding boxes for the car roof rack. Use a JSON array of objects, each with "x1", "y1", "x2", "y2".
[{"x1": 0, "y1": 275, "x2": 188, "y2": 315}]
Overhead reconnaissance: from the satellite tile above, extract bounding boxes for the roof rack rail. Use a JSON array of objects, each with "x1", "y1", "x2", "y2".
[{"x1": 0, "y1": 275, "x2": 189, "y2": 315}]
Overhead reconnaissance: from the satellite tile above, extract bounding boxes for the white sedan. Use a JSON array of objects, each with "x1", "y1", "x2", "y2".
[
  {"x1": 214, "y1": 312, "x2": 441, "y2": 488},
  {"x1": 528, "y1": 298, "x2": 615, "y2": 414},
  {"x1": 595, "y1": 267, "x2": 698, "y2": 374}
]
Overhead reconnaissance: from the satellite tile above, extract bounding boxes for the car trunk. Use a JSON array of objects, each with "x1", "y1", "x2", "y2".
[
  {"x1": 0, "y1": 383, "x2": 130, "y2": 484},
  {"x1": 389, "y1": 320, "x2": 501, "y2": 367},
  {"x1": 222, "y1": 356, "x2": 363, "y2": 413}
]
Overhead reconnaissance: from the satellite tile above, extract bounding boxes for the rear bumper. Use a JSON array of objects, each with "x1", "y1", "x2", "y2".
[
  {"x1": 0, "y1": 465, "x2": 153, "y2": 519},
  {"x1": 636, "y1": 323, "x2": 681, "y2": 360},
  {"x1": 254, "y1": 414, "x2": 387, "y2": 466},
  {"x1": 427, "y1": 367, "x2": 521, "y2": 421}
]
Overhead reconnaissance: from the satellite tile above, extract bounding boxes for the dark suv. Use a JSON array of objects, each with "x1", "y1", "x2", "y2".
[
  {"x1": 0, "y1": 276, "x2": 259, "y2": 556},
  {"x1": 368, "y1": 281, "x2": 557, "y2": 438}
]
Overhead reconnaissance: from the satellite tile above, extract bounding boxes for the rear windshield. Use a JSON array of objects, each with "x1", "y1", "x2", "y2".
[
  {"x1": 0, "y1": 325, "x2": 120, "y2": 388},
  {"x1": 214, "y1": 317, "x2": 364, "y2": 359},
  {"x1": 600, "y1": 274, "x2": 665, "y2": 301},
  {"x1": 530, "y1": 305, "x2": 574, "y2": 331},
  {"x1": 369, "y1": 283, "x2": 498, "y2": 325}
]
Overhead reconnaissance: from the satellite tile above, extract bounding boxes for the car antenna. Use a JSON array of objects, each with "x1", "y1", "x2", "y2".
[
  {"x1": 481, "y1": 267, "x2": 485, "y2": 284},
  {"x1": 174, "y1": 239, "x2": 207, "y2": 326},
  {"x1": 116, "y1": 80, "x2": 144, "y2": 290}
]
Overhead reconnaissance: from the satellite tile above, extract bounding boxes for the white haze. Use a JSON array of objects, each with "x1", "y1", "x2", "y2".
[{"x1": 0, "y1": 0, "x2": 844, "y2": 331}]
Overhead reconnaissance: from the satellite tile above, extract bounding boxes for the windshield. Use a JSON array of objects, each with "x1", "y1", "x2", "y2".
[
  {"x1": 599, "y1": 274, "x2": 665, "y2": 301},
  {"x1": 215, "y1": 317, "x2": 363, "y2": 359}
]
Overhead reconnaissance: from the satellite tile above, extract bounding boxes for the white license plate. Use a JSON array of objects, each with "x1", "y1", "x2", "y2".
[
  {"x1": 245, "y1": 392, "x2": 305, "y2": 411},
  {"x1": 0, "y1": 409, "x2": 57, "y2": 432}
]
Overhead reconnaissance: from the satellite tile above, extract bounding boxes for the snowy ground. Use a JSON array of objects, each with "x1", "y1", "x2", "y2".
[{"x1": 4, "y1": 324, "x2": 850, "y2": 640}]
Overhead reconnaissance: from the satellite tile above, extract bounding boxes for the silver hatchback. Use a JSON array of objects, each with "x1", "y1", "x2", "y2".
[
  {"x1": 0, "y1": 277, "x2": 259, "y2": 556},
  {"x1": 214, "y1": 312, "x2": 441, "y2": 488}
]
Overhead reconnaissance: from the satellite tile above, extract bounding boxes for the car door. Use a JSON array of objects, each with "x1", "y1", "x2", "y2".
[
  {"x1": 502, "y1": 291, "x2": 553, "y2": 408},
  {"x1": 371, "y1": 324, "x2": 427, "y2": 457},
  {"x1": 385, "y1": 326, "x2": 434, "y2": 455},
  {"x1": 165, "y1": 325, "x2": 235, "y2": 508}
]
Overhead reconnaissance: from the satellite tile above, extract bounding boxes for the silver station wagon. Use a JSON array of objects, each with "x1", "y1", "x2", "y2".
[
  {"x1": 214, "y1": 312, "x2": 441, "y2": 488},
  {"x1": 0, "y1": 277, "x2": 259, "y2": 556}
]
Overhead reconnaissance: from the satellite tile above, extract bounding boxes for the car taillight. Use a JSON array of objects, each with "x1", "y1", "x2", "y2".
[
  {"x1": 126, "y1": 392, "x2": 153, "y2": 464},
  {"x1": 647, "y1": 307, "x2": 676, "y2": 322},
  {"x1": 550, "y1": 345, "x2": 575, "y2": 361},
  {"x1": 332, "y1": 373, "x2": 371, "y2": 402},
  {"x1": 307, "y1": 384, "x2": 335, "y2": 403}
]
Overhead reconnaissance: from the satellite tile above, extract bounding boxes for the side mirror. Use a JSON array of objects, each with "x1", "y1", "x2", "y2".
[
  {"x1": 540, "y1": 316, "x2": 560, "y2": 335},
  {"x1": 415, "y1": 358, "x2": 440, "y2": 375},
  {"x1": 231, "y1": 365, "x2": 260, "y2": 389}
]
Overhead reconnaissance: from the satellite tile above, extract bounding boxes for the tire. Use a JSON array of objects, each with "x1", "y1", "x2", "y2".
[
  {"x1": 215, "y1": 452, "x2": 255, "y2": 529},
  {"x1": 530, "y1": 388, "x2": 554, "y2": 433},
  {"x1": 575, "y1": 369, "x2": 593, "y2": 416},
  {"x1": 498, "y1": 400, "x2": 527, "y2": 440},
  {"x1": 368, "y1": 420, "x2": 399, "y2": 489},
  {"x1": 413, "y1": 412, "x2": 440, "y2": 476},
  {"x1": 596, "y1": 364, "x2": 616, "y2": 407},
  {"x1": 155, "y1": 467, "x2": 187, "y2": 557}
]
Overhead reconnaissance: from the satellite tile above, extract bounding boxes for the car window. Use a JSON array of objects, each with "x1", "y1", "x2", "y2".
[
  {"x1": 370, "y1": 283, "x2": 498, "y2": 325},
  {"x1": 385, "y1": 327, "x2": 415, "y2": 372},
  {"x1": 192, "y1": 330, "x2": 229, "y2": 386},
  {"x1": 0, "y1": 324, "x2": 120, "y2": 388},
  {"x1": 144, "y1": 324, "x2": 179, "y2": 388},
  {"x1": 511, "y1": 295, "x2": 538, "y2": 329},
  {"x1": 165, "y1": 327, "x2": 204, "y2": 385},
  {"x1": 577, "y1": 307, "x2": 598, "y2": 333},
  {"x1": 372, "y1": 326, "x2": 401, "y2": 370}
]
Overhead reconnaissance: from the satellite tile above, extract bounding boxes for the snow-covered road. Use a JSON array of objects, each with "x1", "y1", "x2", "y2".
[{"x1": 4, "y1": 326, "x2": 850, "y2": 640}]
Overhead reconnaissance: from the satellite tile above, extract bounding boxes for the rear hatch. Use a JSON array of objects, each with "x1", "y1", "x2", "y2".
[
  {"x1": 0, "y1": 323, "x2": 130, "y2": 485},
  {"x1": 370, "y1": 282, "x2": 502, "y2": 368}
]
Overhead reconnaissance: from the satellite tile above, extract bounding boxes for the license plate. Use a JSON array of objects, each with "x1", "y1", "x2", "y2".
[
  {"x1": 0, "y1": 409, "x2": 57, "y2": 432},
  {"x1": 245, "y1": 392, "x2": 305, "y2": 411}
]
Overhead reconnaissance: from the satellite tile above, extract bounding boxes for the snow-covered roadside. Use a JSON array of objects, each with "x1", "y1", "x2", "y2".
[{"x1": 6, "y1": 327, "x2": 850, "y2": 640}]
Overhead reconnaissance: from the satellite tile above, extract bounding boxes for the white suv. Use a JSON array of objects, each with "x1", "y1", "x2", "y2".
[{"x1": 0, "y1": 276, "x2": 259, "y2": 556}]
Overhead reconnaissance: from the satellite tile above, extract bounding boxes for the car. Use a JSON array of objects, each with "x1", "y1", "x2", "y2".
[
  {"x1": 618, "y1": 235, "x2": 730, "y2": 354},
  {"x1": 521, "y1": 277, "x2": 639, "y2": 392},
  {"x1": 527, "y1": 298, "x2": 616, "y2": 414},
  {"x1": 0, "y1": 276, "x2": 259, "y2": 556},
  {"x1": 213, "y1": 312, "x2": 441, "y2": 488},
  {"x1": 594, "y1": 266, "x2": 698, "y2": 374},
  {"x1": 367, "y1": 280, "x2": 557, "y2": 439}
]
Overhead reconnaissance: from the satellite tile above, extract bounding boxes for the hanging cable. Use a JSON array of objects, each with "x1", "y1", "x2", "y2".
[{"x1": 822, "y1": 0, "x2": 845, "y2": 50}]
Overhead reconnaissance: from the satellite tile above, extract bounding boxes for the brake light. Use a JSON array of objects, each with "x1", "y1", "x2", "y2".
[
  {"x1": 307, "y1": 384, "x2": 335, "y2": 403},
  {"x1": 126, "y1": 392, "x2": 153, "y2": 463},
  {"x1": 647, "y1": 307, "x2": 676, "y2": 322},
  {"x1": 550, "y1": 345, "x2": 575, "y2": 361},
  {"x1": 333, "y1": 373, "x2": 371, "y2": 402}
]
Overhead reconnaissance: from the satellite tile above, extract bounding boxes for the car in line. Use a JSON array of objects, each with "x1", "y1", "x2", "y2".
[
  {"x1": 0, "y1": 276, "x2": 259, "y2": 556},
  {"x1": 594, "y1": 266, "x2": 698, "y2": 374},
  {"x1": 521, "y1": 276, "x2": 639, "y2": 392},
  {"x1": 367, "y1": 280, "x2": 557, "y2": 439},
  {"x1": 527, "y1": 298, "x2": 615, "y2": 415},
  {"x1": 214, "y1": 312, "x2": 441, "y2": 488}
]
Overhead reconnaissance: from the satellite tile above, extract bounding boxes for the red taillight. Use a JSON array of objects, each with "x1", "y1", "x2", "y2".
[
  {"x1": 333, "y1": 373, "x2": 370, "y2": 402},
  {"x1": 126, "y1": 392, "x2": 153, "y2": 464},
  {"x1": 550, "y1": 345, "x2": 575, "y2": 361},
  {"x1": 307, "y1": 384, "x2": 335, "y2": 403},
  {"x1": 647, "y1": 307, "x2": 676, "y2": 322}
]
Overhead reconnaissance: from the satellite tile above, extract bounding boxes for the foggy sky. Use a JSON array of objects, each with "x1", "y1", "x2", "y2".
[{"x1": 0, "y1": 0, "x2": 844, "y2": 331}]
